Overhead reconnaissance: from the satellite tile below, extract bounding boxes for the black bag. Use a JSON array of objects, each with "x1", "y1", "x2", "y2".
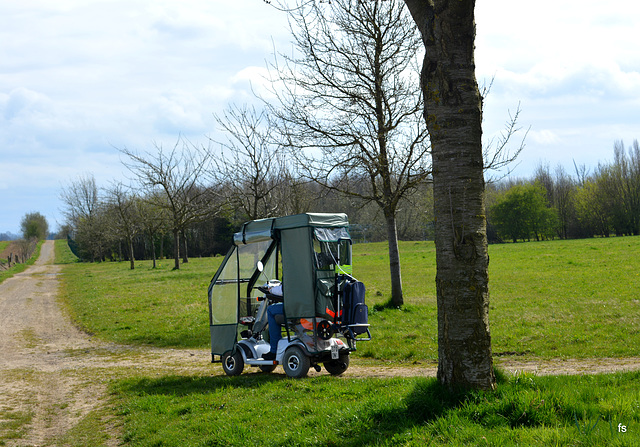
[{"x1": 343, "y1": 280, "x2": 368, "y2": 334}]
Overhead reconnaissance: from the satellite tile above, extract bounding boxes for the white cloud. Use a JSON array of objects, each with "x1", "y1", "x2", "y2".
[
  {"x1": 475, "y1": 0, "x2": 640, "y2": 178},
  {"x1": 529, "y1": 129, "x2": 561, "y2": 146},
  {"x1": 0, "y1": 0, "x2": 639, "y2": 231}
]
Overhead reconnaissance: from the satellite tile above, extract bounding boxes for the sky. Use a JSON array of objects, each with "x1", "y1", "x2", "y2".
[{"x1": 1, "y1": 0, "x2": 638, "y2": 235}]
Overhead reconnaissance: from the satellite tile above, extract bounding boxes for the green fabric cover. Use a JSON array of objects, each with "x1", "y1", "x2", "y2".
[
  {"x1": 208, "y1": 246, "x2": 238, "y2": 354},
  {"x1": 210, "y1": 324, "x2": 238, "y2": 355},
  {"x1": 281, "y1": 226, "x2": 316, "y2": 318},
  {"x1": 210, "y1": 213, "x2": 351, "y2": 356}
]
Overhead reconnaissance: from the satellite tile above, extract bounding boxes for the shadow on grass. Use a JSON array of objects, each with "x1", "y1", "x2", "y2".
[
  {"x1": 114, "y1": 368, "x2": 634, "y2": 445},
  {"x1": 115, "y1": 372, "x2": 287, "y2": 397},
  {"x1": 337, "y1": 378, "x2": 480, "y2": 446},
  {"x1": 335, "y1": 368, "x2": 568, "y2": 446},
  {"x1": 372, "y1": 297, "x2": 400, "y2": 311},
  {"x1": 114, "y1": 371, "x2": 503, "y2": 445}
]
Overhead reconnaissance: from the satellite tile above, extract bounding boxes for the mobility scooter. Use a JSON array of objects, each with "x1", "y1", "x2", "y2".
[{"x1": 208, "y1": 213, "x2": 370, "y2": 378}]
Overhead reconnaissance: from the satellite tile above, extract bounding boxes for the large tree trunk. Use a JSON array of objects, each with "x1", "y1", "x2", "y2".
[
  {"x1": 404, "y1": 0, "x2": 495, "y2": 390},
  {"x1": 384, "y1": 211, "x2": 404, "y2": 307}
]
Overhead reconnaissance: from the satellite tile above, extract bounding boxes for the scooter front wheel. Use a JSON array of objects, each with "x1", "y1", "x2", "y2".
[
  {"x1": 222, "y1": 350, "x2": 244, "y2": 376},
  {"x1": 282, "y1": 346, "x2": 310, "y2": 378}
]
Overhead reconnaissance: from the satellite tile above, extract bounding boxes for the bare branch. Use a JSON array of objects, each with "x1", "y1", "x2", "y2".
[{"x1": 483, "y1": 102, "x2": 529, "y2": 183}]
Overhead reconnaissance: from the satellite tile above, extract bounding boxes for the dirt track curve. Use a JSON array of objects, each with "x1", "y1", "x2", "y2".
[{"x1": 1, "y1": 241, "x2": 639, "y2": 445}]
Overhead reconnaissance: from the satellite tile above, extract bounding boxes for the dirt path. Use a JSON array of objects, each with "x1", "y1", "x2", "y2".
[
  {"x1": 1, "y1": 241, "x2": 639, "y2": 445},
  {"x1": 0, "y1": 242, "x2": 217, "y2": 446}
]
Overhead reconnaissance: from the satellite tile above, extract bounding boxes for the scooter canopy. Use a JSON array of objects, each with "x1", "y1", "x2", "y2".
[{"x1": 208, "y1": 213, "x2": 353, "y2": 355}]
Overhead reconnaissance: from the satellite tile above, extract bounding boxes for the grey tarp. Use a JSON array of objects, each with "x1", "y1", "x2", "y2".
[{"x1": 234, "y1": 213, "x2": 349, "y2": 246}]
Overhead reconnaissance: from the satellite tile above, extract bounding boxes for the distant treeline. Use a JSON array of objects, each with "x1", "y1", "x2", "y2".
[
  {"x1": 487, "y1": 140, "x2": 640, "y2": 243},
  {"x1": 60, "y1": 139, "x2": 639, "y2": 264},
  {"x1": 59, "y1": 169, "x2": 433, "y2": 266}
]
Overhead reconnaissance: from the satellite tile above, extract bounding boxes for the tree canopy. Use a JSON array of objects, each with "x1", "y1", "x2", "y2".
[{"x1": 20, "y1": 212, "x2": 49, "y2": 240}]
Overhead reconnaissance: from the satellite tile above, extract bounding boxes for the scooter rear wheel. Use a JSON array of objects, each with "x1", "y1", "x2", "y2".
[
  {"x1": 282, "y1": 346, "x2": 310, "y2": 378},
  {"x1": 222, "y1": 350, "x2": 244, "y2": 376}
]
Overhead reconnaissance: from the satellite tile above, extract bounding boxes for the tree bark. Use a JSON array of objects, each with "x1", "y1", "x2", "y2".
[
  {"x1": 150, "y1": 234, "x2": 157, "y2": 269},
  {"x1": 128, "y1": 237, "x2": 135, "y2": 270},
  {"x1": 384, "y1": 211, "x2": 404, "y2": 307},
  {"x1": 172, "y1": 228, "x2": 180, "y2": 270},
  {"x1": 404, "y1": 0, "x2": 495, "y2": 390},
  {"x1": 182, "y1": 230, "x2": 189, "y2": 264}
]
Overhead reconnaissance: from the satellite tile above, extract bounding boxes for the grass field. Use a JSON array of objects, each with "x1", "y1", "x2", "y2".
[
  {"x1": 52, "y1": 238, "x2": 640, "y2": 446},
  {"x1": 58, "y1": 236, "x2": 640, "y2": 361}
]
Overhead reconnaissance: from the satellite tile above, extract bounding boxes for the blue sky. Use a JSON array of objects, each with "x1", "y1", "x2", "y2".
[{"x1": 1, "y1": 0, "x2": 638, "y2": 235}]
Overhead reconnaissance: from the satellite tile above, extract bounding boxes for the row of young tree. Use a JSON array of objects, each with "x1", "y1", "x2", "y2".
[
  {"x1": 488, "y1": 140, "x2": 640, "y2": 243},
  {"x1": 63, "y1": 138, "x2": 638, "y2": 268},
  {"x1": 59, "y1": 160, "x2": 436, "y2": 268}
]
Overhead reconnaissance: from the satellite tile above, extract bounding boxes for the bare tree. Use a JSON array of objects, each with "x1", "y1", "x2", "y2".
[
  {"x1": 212, "y1": 104, "x2": 285, "y2": 220},
  {"x1": 553, "y1": 165, "x2": 576, "y2": 239},
  {"x1": 15, "y1": 238, "x2": 38, "y2": 263},
  {"x1": 597, "y1": 140, "x2": 640, "y2": 235},
  {"x1": 404, "y1": 0, "x2": 495, "y2": 389},
  {"x1": 120, "y1": 138, "x2": 218, "y2": 270},
  {"x1": 136, "y1": 195, "x2": 169, "y2": 269},
  {"x1": 60, "y1": 174, "x2": 110, "y2": 261},
  {"x1": 105, "y1": 182, "x2": 140, "y2": 270},
  {"x1": 60, "y1": 174, "x2": 99, "y2": 226},
  {"x1": 483, "y1": 102, "x2": 528, "y2": 183},
  {"x1": 269, "y1": 0, "x2": 431, "y2": 307}
]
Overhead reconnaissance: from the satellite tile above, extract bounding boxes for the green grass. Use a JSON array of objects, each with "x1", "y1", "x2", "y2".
[
  {"x1": 488, "y1": 238, "x2": 640, "y2": 359},
  {"x1": 58, "y1": 237, "x2": 640, "y2": 361},
  {"x1": 0, "y1": 410, "x2": 32, "y2": 445},
  {"x1": 58, "y1": 240, "x2": 223, "y2": 347},
  {"x1": 111, "y1": 370, "x2": 640, "y2": 446},
  {"x1": 54, "y1": 238, "x2": 83, "y2": 265},
  {"x1": 45, "y1": 237, "x2": 640, "y2": 446},
  {"x1": 357, "y1": 237, "x2": 640, "y2": 362}
]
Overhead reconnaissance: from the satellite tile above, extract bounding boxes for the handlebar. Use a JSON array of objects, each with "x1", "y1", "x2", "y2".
[{"x1": 256, "y1": 286, "x2": 283, "y2": 303}]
